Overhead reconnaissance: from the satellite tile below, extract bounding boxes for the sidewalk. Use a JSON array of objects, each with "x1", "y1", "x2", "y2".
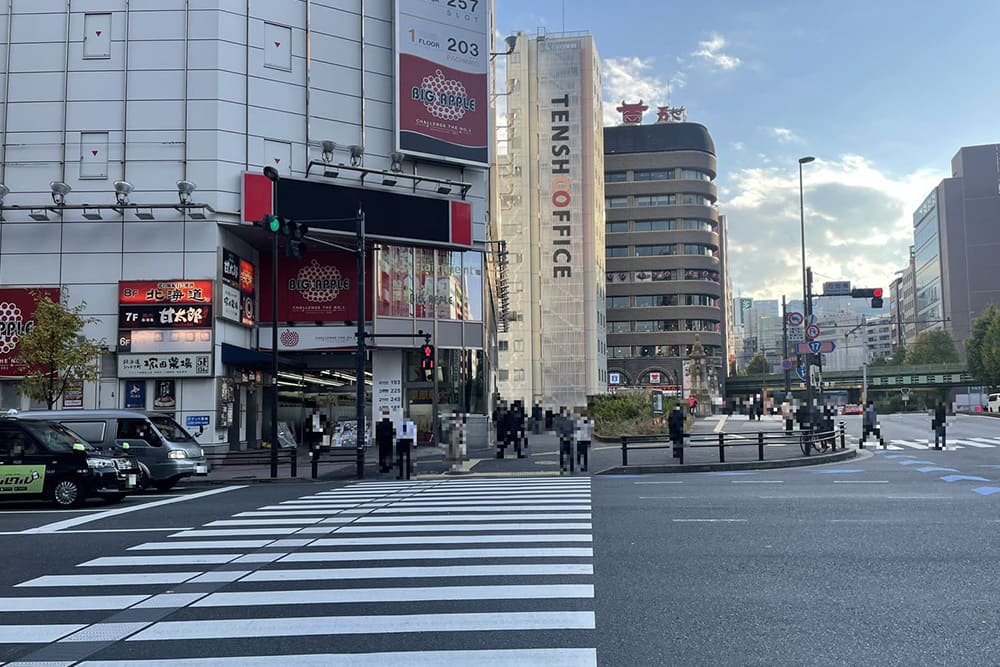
[{"x1": 183, "y1": 415, "x2": 859, "y2": 486}]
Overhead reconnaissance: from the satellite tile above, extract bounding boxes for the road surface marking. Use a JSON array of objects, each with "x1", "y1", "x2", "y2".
[
  {"x1": 241, "y1": 563, "x2": 594, "y2": 581},
  {"x1": 0, "y1": 623, "x2": 84, "y2": 644},
  {"x1": 833, "y1": 480, "x2": 889, "y2": 484},
  {"x1": 277, "y1": 547, "x2": 594, "y2": 562},
  {"x1": 78, "y1": 648, "x2": 599, "y2": 665},
  {"x1": 731, "y1": 480, "x2": 784, "y2": 484},
  {"x1": 0, "y1": 595, "x2": 149, "y2": 611},
  {"x1": 79, "y1": 554, "x2": 243, "y2": 567},
  {"x1": 672, "y1": 518, "x2": 747, "y2": 523},
  {"x1": 334, "y1": 522, "x2": 592, "y2": 533}
]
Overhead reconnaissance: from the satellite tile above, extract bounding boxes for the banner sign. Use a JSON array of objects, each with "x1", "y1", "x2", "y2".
[
  {"x1": 124, "y1": 380, "x2": 146, "y2": 408},
  {"x1": 220, "y1": 249, "x2": 256, "y2": 327},
  {"x1": 118, "y1": 353, "x2": 213, "y2": 378},
  {"x1": 395, "y1": 0, "x2": 490, "y2": 166},
  {"x1": 119, "y1": 304, "x2": 212, "y2": 329},
  {"x1": 258, "y1": 325, "x2": 371, "y2": 351},
  {"x1": 119, "y1": 280, "x2": 213, "y2": 305},
  {"x1": 0, "y1": 288, "x2": 61, "y2": 377},
  {"x1": 259, "y1": 250, "x2": 373, "y2": 324}
]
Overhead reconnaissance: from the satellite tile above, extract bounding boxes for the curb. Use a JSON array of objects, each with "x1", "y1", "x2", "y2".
[{"x1": 596, "y1": 447, "x2": 858, "y2": 475}]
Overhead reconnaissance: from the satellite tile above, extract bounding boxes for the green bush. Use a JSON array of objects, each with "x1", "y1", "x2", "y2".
[{"x1": 589, "y1": 391, "x2": 673, "y2": 439}]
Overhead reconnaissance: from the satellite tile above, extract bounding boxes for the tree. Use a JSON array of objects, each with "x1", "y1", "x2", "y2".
[
  {"x1": 743, "y1": 352, "x2": 768, "y2": 376},
  {"x1": 967, "y1": 306, "x2": 1000, "y2": 387},
  {"x1": 904, "y1": 329, "x2": 959, "y2": 365},
  {"x1": 15, "y1": 291, "x2": 104, "y2": 409}
]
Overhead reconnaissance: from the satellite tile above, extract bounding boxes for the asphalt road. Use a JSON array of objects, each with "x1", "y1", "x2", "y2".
[{"x1": 0, "y1": 412, "x2": 997, "y2": 666}]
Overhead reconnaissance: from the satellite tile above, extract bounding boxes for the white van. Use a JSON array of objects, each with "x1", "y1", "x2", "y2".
[{"x1": 988, "y1": 393, "x2": 1000, "y2": 413}]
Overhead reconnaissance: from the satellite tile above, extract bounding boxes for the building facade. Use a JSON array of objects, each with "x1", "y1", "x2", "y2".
[
  {"x1": 603, "y1": 116, "x2": 724, "y2": 398},
  {"x1": 0, "y1": 1, "x2": 498, "y2": 448},
  {"x1": 905, "y1": 144, "x2": 1000, "y2": 357},
  {"x1": 496, "y1": 31, "x2": 607, "y2": 409}
]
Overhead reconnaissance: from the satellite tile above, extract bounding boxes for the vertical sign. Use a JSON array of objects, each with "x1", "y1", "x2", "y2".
[
  {"x1": 395, "y1": 0, "x2": 490, "y2": 166},
  {"x1": 373, "y1": 349, "x2": 404, "y2": 426},
  {"x1": 124, "y1": 380, "x2": 146, "y2": 409}
]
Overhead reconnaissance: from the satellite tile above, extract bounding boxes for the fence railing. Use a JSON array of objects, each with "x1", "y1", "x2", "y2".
[
  {"x1": 204, "y1": 446, "x2": 366, "y2": 479},
  {"x1": 620, "y1": 423, "x2": 847, "y2": 466}
]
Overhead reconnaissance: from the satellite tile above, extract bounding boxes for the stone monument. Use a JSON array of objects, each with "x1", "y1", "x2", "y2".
[{"x1": 688, "y1": 335, "x2": 712, "y2": 416}]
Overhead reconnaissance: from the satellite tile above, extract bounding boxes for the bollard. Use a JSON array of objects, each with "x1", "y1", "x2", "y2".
[
  {"x1": 311, "y1": 446, "x2": 319, "y2": 479},
  {"x1": 757, "y1": 431, "x2": 765, "y2": 461},
  {"x1": 839, "y1": 421, "x2": 846, "y2": 450},
  {"x1": 290, "y1": 448, "x2": 297, "y2": 478},
  {"x1": 678, "y1": 434, "x2": 685, "y2": 465},
  {"x1": 718, "y1": 432, "x2": 726, "y2": 463},
  {"x1": 621, "y1": 436, "x2": 628, "y2": 466}
]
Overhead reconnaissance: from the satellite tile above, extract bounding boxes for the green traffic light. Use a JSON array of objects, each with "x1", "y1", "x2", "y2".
[{"x1": 267, "y1": 215, "x2": 281, "y2": 233}]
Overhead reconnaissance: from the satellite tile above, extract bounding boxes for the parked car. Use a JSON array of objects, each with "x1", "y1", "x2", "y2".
[
  {"x1": 843, "y1": 404, "x2": 863, "y2": 415},
  {"x1": 0, "y1": 415, "x2": 141, "y2": 507},
  {"x1": 15, "y1": 410, "x2": 208, "y2": 491}
]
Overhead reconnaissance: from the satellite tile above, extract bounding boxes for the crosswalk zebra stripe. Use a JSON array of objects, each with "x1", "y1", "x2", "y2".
[
  {"x1": 968, "y1": 438, "x2": 999, "y2": 446},
  {"x1": 79, "y1": 555, "x2": 242, "y2": 567},
  {"x1": 334, "y1": 522, "x2": 592, "y2": 533},
  {"x1": 352, "y1": 513, "x2": 592, "y2": 522},
  {"x1": 890, "y1": 440, "x2": 929, "y2": 449},
  {"x1": 242, "y1": 563, "x2": 593, "y2": 581},
  {"x1": 367, "y1": 505, "x2": 593, "y2": 513},
  {"x1": 167, "y1": 528, "x2": 305, "y2": 538},
  {"x1": 18, "y1": 572, "x2": 203, "y2": 588},
  {"x1": 78, "y1": 647, "x2": 598, "y2": 667},
  {"x1": 950, "y1": 439, "x2": 994, "y2": 448},
  {"x1": 0, "y1": 623, "x2": 85, "y2": 643},
  {"x1": 275, "y1": 547, "x2": 594, "y2": 562},
  {"x1": 127, "y1": 540, "x2": 273, "y2": 550},
  {"x1": 205, "y1": 518, "x2": 324, "y2": 526},
  {"x1": 387, "y1": 499, "x2": 591, "y2": 506},
  {"x1": 0, "y1": 595, "x2": 149, "y2": 611},
  {"x1": 126, "y1": 611, "x2": 597, "y2": 641},
  {"x1": 193, "y1": 584, "x2": 595, "y2": 607},
  {"x1": 307, "y1": 534, "x2": 593, "y2": 546}
]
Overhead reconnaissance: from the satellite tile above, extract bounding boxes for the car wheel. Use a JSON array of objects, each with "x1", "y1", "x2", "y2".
[
  {"x1": 52, "y1": 478, "x2": 84, "y2": 508},
  {"x1": 153, "y1": 478, "x2": 178, "y2": 492},
  {"x1": 101, "y1": 493, "x2": 126, "y2": 504}
]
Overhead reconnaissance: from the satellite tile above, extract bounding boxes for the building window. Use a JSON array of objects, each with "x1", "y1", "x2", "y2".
[
  {"x1": 606, "y1": 221, "x2": 628, "y2": 233},
  {"x1": 513, "y1": 340, "x2": 524, "y2": 352},
  {"x1": 498, "y1": 340, "x2": 509, "y2": 351},
  {"x1": 606, "y1": 196, "x2": 629, "y2": 209},
  {"x1": 681, "y1": 219, "x2": 714, "y2": 231},
  {"x1": 687, "y1": 295, "x2": 717, "y2": 306},
  {"x1": 635, "y1": 244, "x2": 675, "y2": 256},
  {"x1": 633, "y1": 219, "x2": 673, "y2": 232},
  {"x1": 682, "y1": 244, "x2": 715, "y2": 256},
  {"x1": 608, "y1": 321, "x2": 631, "y2": 333},
  {"x1": 606, "y1": 246, "x2": 629, "y2": 258},
  {"x1": 679, "y1": 169, "x2": 712, "y2": 181},
  {"x1": 605, "y1": 171, "x2": 628, "y2": 182},
  {"x1": 609, "y1": 346, "x2": 631, "y2": 359},
  {"x1": 677, "y1": 193, "x2": 713, "y2": 206},
  {"x1": 634, "y1": 194, "x2": 675, "y2": 207},
  {"x1": 634, "y1": 169, "x2": 675, "y2": 181},
  {"x1": 634, "y1": 295, "x2": 677, "y2": 308},
  {"x1": 607, "y1": 296, "x2": 630, "y2": 309},
  {"x1": 498, "y1": 370, "x2": 509, "y2": 381},
  {"x1": 513, "y1": 369, "x2": 525, "y2": 381}
]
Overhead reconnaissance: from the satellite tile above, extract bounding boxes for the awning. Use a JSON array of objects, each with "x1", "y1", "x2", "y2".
[{"x1": 221, "y1": 343, "x2": 304, "y2": 370}]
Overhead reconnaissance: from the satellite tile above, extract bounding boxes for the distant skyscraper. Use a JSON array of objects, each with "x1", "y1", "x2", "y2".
[{"x1": 496, "y1": 31, "x2": 607, "y2": 409}]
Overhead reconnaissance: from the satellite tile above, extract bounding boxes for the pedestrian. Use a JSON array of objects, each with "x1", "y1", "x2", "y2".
[
  {"x1": 862, "y1": 401, "x2": 877, "y2": 444},
  {"x1": 304, "y1": 407, "x2": 325, "y2": 451},
  {"x1": 933, "y1": 401, "x2": 947, "y2": 449},
  {"x1": 668, "y1": 404, "x2": 685, "y2": 459},
  {"x1": 513, "y1": 400, "x2": 527, "y2": 458},
  {"x1": 532, "y1": 402, "x2": 543, "y2": 435},
  {"x1": 688, "y1": 395, "x2": 698, "y2": 417},
  {"x1": 575, "y1": 411, "x2": 594, "y2": 472},
  {"x1": 556, "y1": 407, "x2": 575, "y2": 474},
  {"x1": 375, "y1": 408, "x2": 395, "y2": 473},
  {"x1": 396, "y1": 417, "x2": 416, "y2": 480}
]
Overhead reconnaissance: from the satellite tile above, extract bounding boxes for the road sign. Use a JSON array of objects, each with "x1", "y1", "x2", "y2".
[
  {"x1": 797, "y1": 340, "x2": 837, "y2": 354},
  {"x1": 787, "y1": 326, "x2": 805, "y2": 342},
  {"x1": 807, "y1": 313, "x2": 817, "y2": 325},
  {"x1": 796, "y1": 367, "x2": 807, "y2": 381},
  {"x1": 805, "y1": 324, "x2": 821, "y2": 340},
  {"x1": 787, "y1": 312, "x2": 804, "y2": 327},
  {"x1": 781, "y1": 359, "x2": 793, "y2": 371},
  {"x1": 823, "y1": 280, "x2": 852, "y2": 296}
]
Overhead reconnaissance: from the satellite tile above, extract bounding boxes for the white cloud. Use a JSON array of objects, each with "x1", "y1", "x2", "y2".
[
  {"x1": 601, "y1": 56, "x2": 674, "y2": 126},
  {"x1": 722, "y1": 156, "x2": 945, "y2": 301},
  {"x1": 731, "y1": 141, "x2": 745, "y2": 151},
  {"x1": 771, "y1": 127, "x2": 801, "y2": 143},
  {"x1": 691, "y1": 33, "x2": 742, "y2": 71}
]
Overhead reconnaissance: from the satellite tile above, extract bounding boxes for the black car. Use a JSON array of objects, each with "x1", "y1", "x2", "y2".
[{"x1": 0, "y1": 417, "x2": 141, "y2": 507}]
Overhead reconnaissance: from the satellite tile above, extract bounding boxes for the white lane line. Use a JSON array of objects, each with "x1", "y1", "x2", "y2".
[
  {"x1": 965, "y1": 438, "x2": 998, "y2": 447},
  {"x1": 79, "y1": 554, "x2": 244, "y2": 567},
  {"x1": 19, "y1": 487, "x2": 247, "y2": 534},
  {"x1": 17, "y1": 572, "x2": 202, "y2": 588},
  {"x1": 234, "y1": 509, "x2": 351, "y2": 516},
  {"x1": 634, "y1": 481, "x2": 684, "y2": 485},
  {"x1": 0, "y1": 528, "x2": 191, "y2": 536},
  {"x1": 891, "y1": 440, "x2": 929, "y2": 449},
  {"x1": 0, "y1": 595, "x2": 149, "y2": 611},
  {"x1": 194, "y1": 584, "x2": 595, "y2": 607},
  {"x1": 128, "y1": 540, "x2": 277, "y2": 551},
  {"x1": 833, "y1": 480, "x2": 890, "y2": 484},
  {"x1": 243, "y1": 563, "x2": 593, "y2": 581},
  {"x1": 309, "y1": 534, "x2": 592, "y2": 546},
  {"x1": 127, "y1": 611, "x2": 596, "y2": 641},
  {"x1": 731, "y1": 480, "x2": 784, "y2": 484},
  {"x1": 206, "y1": 518, "x2": 323, "y2": 527},
  {"x1": 390, "y1": 500, "x2": 590, "y2": 507},
  {"x1": 354, "y1": 513, "x2": 592, "y2": 523},
  {"x1": 369, "y1": 505, "x2": 592, "y2": 513},
  {"x1": 0, "y1": 623, "x2": 85, "y2": 644},
  {"x1": 335, "y1": 523, "x2": 592, "y2": 533},
  {"x1": 78, "y1": 648, "x2": 598, "y2": 667},
  {"x1": 277, "y1": 547, "x2": 594, "y2": 562},
  {"x1": 167, "y1": 528, "x2": 305, "y2": 538},
  {"x1": 672, "y1": 519, "x2": 747, "y2": 523}
]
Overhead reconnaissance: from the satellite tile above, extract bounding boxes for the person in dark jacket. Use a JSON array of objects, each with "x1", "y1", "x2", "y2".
[
  {"x1": 668, "y1": 405, "x2": 685, "y2": 459},
  {"x1": 933, "y1": 401, "x2": 947, "y2": 449},
  {"x1": 375, "y1": 409, "x2": 395, "y2": 473},
  {"x1": 556, "y1": 407, "x2": 575, "y2": 473}
]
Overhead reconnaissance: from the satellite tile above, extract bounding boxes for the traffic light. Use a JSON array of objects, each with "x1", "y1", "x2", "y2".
[
  {"x1": 420, "y1": 343, "x2": 435, "y2": 381},
  {"x1": 256, "y1": 213, "x2": 282, "y2": 233},
  {"x1": 281, "y1": 219, "x2": 309, "y2": 259},
  {"x1": 850, "y1": 287, "x2": 884, "y2": 308}
]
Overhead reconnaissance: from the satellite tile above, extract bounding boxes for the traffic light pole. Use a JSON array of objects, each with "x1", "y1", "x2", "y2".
[
  {"x1": 264, "y1": 167, "x2": 280, "y2": 478},
  {"x1": 355, "y1": 210, "x2": 366, "y2": 479}
]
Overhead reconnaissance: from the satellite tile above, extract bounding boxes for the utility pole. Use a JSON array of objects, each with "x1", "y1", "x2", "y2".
[{"x1": 782, "y1": 295, "x2": 791, "y2": 398}]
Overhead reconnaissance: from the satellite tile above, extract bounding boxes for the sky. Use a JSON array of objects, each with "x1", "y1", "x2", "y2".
[{"x1": 495, "y1": 0, "x2": 1000, "y2": 303}]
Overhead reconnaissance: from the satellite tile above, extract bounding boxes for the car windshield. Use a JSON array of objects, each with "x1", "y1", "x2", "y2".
[
  {"x1": 22, "y1": 421, "x2": 94, "y2": 454},
  {"x1": 149, "y1": 416, "x2": 196, "y2": 442}
]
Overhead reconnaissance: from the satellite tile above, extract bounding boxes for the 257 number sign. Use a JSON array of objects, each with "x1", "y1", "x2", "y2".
[{"x1": 447, "y1": 0, "x2": 479, "y2": 11}]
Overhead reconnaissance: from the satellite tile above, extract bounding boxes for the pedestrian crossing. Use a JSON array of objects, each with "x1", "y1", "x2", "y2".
[
  {"x1": 1, "y1": 478, "x2": 596, "y2": 666},
  {"x1": 868, "y1": 437, "x2": 1000, "y2": 450}
]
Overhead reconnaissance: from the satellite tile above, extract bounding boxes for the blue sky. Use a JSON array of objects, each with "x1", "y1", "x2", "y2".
[{"x1": 496, "y1": 0, "x2": 1000, "y2": 302}]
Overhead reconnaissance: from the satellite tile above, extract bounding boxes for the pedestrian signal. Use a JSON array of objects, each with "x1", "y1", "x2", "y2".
[{"x1": 420, "y1": 344, "x2": 434, "y2": 380}]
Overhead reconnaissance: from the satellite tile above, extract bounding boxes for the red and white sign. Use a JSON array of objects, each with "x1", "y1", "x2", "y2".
[
  {"x1": 649, "y1": 372, "x2": 661, "y2": 384},
  {"x1": 258, "y1": 325, "x2": 371, "y2": 351},
  {"x1": 119, "y1": 281, "x2": 213, "y2": 305},
  {"x1": 259, "y1": 250, "x2": 373, "y2": 324},
  {"x1": 0, "y1": 288, "x2": 61, "y2": 377},
  {"x1": 395, "y1": 0, "x2": 490, "y2": 166},
  {"x1": 805, "y1": 324, "x2": 821, "y2": 340}
]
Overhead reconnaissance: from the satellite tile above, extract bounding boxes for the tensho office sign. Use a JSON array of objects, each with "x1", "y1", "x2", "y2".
[{"x1": 394, "y1": 0, "x2": 490, "y2": 166}]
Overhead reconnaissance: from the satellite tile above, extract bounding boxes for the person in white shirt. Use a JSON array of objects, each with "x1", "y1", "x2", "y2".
[
  {"x1": 396, "y1": 418, "x2": 416, "y2": 480},
  {"x1": 575, "y1": 412, "x2": 594, "y2": 472}
]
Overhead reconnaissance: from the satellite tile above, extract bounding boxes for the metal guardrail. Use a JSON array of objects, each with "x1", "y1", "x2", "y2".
[
  {"x1": 620, "y1": 424, "x2": 847, "y2": 466},
  {"x1": 204, "y1": 448, "x2": 299, "y2": 477}
]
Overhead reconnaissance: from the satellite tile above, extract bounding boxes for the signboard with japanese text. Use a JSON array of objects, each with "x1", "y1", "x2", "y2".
[
  {"x1": 257, "y1": 325, "x2": 370, "y2": 352},
  {"x1": 62, "y1": 380, "x2": 84, "y2": 409},
  {"x1": 124, "y1": 380, "x2": 146, "y2": 408},
  {"x1": 259, "y1": 250, "x2": 372, "y2": 324},
  {"x1": 118, "y1": 353, "x2": 213, "y2": 378},
  {"x1": 373, "y1": 349, "x2": 404, "y2": 425},
  {"x1": 220, "y1": 249, "x2": 256, "y2": 327},
  {"x1": 0, "y1": 288, "x2": 61, "y2": 377},
  {"x1": 395, "y1": 0, "x2": 490, "y2": 166},
  {"x1": 119, "y1": 280, "x2": 213, "y2": 305},
  {"x1": 119, "y1": 304, "x2": 212, "y2": 329}
]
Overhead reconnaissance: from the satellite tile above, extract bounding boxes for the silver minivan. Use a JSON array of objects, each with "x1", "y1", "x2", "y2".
[{"x1": 16, "y1": 409, "x2": 208, "y2": 491}]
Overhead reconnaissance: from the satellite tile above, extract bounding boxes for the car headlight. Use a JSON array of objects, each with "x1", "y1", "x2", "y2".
[
  {"x1": 87, "y1": 458, "x2": 113, "y2": 469},
  {"x1": 167, "y1": 450, "x2": 189, "y2": 459}
]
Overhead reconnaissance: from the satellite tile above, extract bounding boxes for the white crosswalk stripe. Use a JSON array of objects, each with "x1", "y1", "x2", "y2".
[{"x1": 1, "y1": 478, "x2": 596, "y2": 666}]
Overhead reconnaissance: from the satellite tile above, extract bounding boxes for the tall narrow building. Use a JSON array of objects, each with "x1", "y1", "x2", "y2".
[
  {"x1": 496, "y1": 31, "x2": 607, "y2": 410},
  {"x1": 603, "y1": 111, "x2": 725, "y2": 399}
]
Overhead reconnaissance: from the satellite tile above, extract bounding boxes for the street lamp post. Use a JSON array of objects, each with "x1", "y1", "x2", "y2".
[{"x1": 798, "y1": 156, "x2": 815, "y2": 426}]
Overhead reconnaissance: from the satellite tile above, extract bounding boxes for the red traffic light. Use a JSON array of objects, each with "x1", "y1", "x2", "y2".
[{"x1": 873, "y1": 288, "x2": 883, "y2": 298}]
